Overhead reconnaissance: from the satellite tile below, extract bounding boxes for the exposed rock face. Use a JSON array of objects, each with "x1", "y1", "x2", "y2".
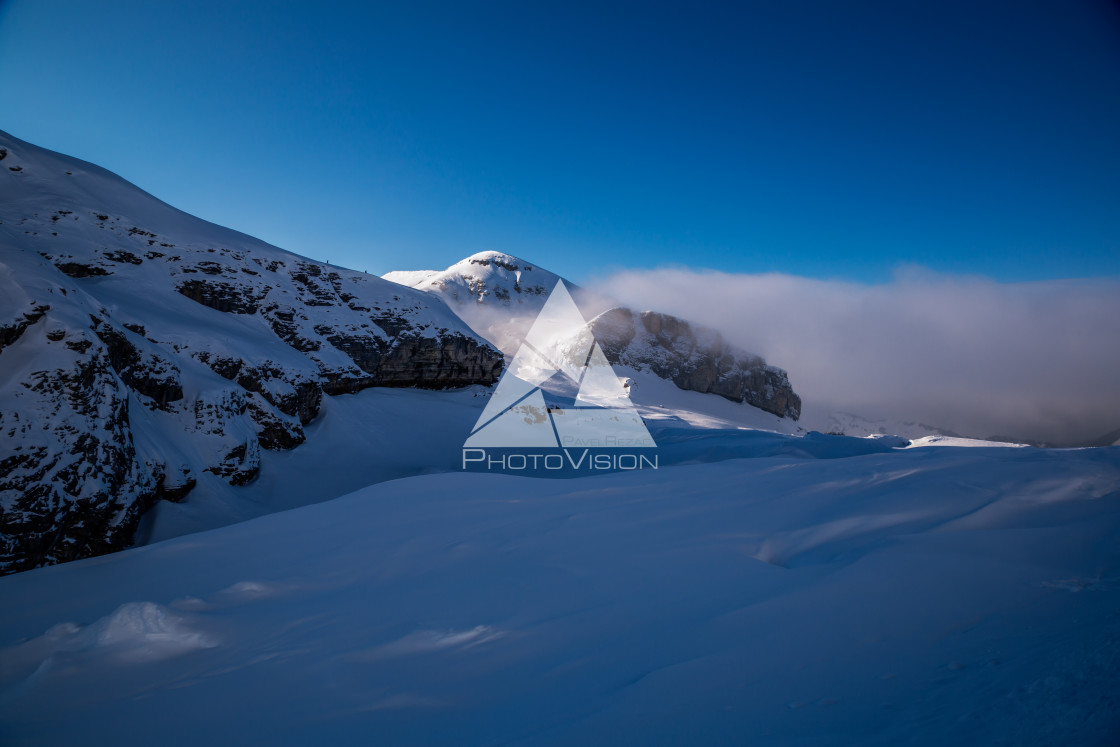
[
  {"x1": 0, "y1": 129, "x2": 502, "y2": 575},
  {"x1": 175, "y1": 278, "x2": 267, "y2": 314},
  {"x1": 1, "y1": 344, "x2": 163, "y2": 573},
  {"x1": 0, "y1": 303, "x2": 50, "y2": 349},
  {"x1": 587, "y1": 308, "x2": 801, "y2": 420},
  {"x1": 90, "y1": 318, "x2": 184, "y2": 408}
]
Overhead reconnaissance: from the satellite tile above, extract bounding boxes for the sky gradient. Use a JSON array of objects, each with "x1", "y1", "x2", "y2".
[{"x1": 1, "y1": 0, "x2": 1118, "y2": 283}]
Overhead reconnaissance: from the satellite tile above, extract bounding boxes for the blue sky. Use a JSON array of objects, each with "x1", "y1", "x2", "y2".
[{"x1": 2, "y1": 0, "x2": 1118, "y2": 283}]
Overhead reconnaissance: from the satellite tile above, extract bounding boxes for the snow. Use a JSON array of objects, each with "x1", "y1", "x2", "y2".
[
  {"x1": 906, "y1": 434, "x2": 1029, "y2": 448},
  {"x1": 1, "y1": 437, "x2": 1118, "y2": 744},
  {"x1": 136, "y1": 386, "x2": 496, "y2": 542},
  {"x1": 797, "y1": 410, "x2": 965, "y2": 440},
  {"x1": 381, "y1": 269, "x2": 439, "y2": 287},
  {"x1": 135, "y1": 382, "x2": 852, "y2": 543}
]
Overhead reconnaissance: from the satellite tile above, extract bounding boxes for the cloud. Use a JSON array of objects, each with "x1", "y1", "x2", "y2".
[{"x1": 589, "y1": 266, "x2": 1120, "y2": 445}]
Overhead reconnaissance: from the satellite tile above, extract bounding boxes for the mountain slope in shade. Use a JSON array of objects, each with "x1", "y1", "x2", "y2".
[
  {"x1": 0, "y1": 130, "x2": 502, "y2": 575},
  {"x1": 385, "y1": 251, "x2": 801, "y2": 419}
]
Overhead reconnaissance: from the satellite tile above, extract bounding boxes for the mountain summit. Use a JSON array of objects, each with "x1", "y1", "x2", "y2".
[{"x1": 384, "y1": 251, "x2": 563, "y2": 310}]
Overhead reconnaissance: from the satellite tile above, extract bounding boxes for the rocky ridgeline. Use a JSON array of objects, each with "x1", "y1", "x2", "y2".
[
  {"x1": 0, "y1": 131, "x2": 501, "y2": 574},
  {"x1": 586, "y1": 308, "x2": 801, "y2": 419}
]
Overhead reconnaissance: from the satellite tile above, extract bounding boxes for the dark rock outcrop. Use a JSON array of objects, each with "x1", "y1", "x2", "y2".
[
  {"x1": 176, "y1": 279, "x2": 267, "y2": 315},
  {"x1": 588, "y1": 308, "x2": 801, "y2": 420},
  {"x1": 0, "y1": 346, "x2": 162, "y2": 574},
  {"x1": 1, "y1": 303, "x2": 50, "y2": 350},
  {"x1": 91, "y1": 319, "x2": 184, "y2": 408}
]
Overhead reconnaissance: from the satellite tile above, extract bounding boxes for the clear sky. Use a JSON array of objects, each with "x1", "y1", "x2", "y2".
[{"x1": 2, "y1": 0, "x2": 1118, "y2": 283}]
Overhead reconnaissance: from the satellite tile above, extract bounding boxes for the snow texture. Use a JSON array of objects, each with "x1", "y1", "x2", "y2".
[{"x1": 1, "y1": 436, "x2": 1117, "y2": 744}]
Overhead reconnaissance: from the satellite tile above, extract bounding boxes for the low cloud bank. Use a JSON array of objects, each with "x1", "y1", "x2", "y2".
[{"x1": 591, "y1": 267, "x2": 1120, "y2": 445}]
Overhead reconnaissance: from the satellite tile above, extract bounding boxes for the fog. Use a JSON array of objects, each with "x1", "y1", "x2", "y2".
[{"x1": 590, "y1": 267, "x2": 1120, "y2": 445}]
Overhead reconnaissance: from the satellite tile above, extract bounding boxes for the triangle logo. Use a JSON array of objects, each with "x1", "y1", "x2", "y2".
[{"x1": 465, "y1": 281, "x2": 656, "y2": 449}]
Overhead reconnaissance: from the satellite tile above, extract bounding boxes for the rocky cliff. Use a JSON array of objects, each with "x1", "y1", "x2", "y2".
[
  {"x1": 0, "y1": 131, "x2": 501, "y2": 575},
  {"x1": 584, "y1": 308, "x2": 801, "y2": 419}
]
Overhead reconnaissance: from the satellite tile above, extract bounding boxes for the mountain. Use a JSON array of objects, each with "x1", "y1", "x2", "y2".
[
  {"x1": 384, "y1": 252, "x2": 578, "y2": 352},
  {"x1": 0, "y1": 130, "x2": 501, "y2": 575},
  {"x1": 383, "y1": 252, "x2": 565, "y2": 313},
  {"x1": 385, "y1": 251, "x2": 801, "y2": 420}
]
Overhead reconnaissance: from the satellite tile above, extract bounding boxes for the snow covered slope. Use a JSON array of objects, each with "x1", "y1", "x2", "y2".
[
  {"x1": 0, "y1": 130, "x2": 502, "y2": 574},
  {"x1": 133, "y1": 387, "x2": 904, "y2": 546},
  {"x1": 1, "y1": 438, "x2": 1117, "y2": 744},
  {"x1": 380, "y1": 269, "x2": 439, "y2": 287},
  {"x1": 386, "y1": 251, "x2": 802, "y2": 420},
  {"x1": 384, "y1": 251, "x2": 564, "y2": 311}
]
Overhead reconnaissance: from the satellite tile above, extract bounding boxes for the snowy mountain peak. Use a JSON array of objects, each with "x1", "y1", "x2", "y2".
[
  {"x1": 385, "y1": 250, "x2": 563, "y2": 310},
  {"x1": 459, "y1": 250, "x2": 535, "y2": 271}
]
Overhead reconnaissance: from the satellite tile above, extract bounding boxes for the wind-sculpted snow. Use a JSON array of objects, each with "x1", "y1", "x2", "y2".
[
  {"x1": 0, "y1": 439, "x2": 1117, "y2": 744},
  {"x1": 0, "y1": 601, "x2": 217, "y2": 688},
  {"x1": 0, "y1": 130, "x2": 502, "y2": 574}
]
